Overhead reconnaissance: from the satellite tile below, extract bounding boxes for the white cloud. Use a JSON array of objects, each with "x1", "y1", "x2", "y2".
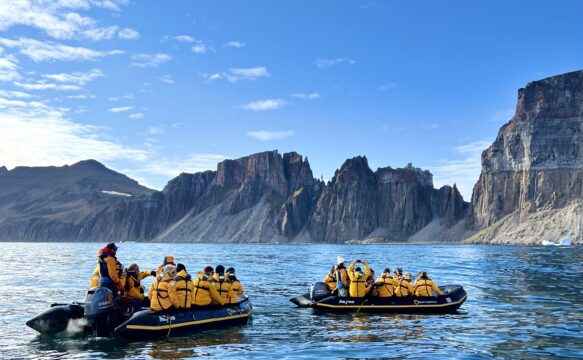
[
  {"x1": 108, "y1": 106, "x2": 133, "y2": 112},
  {"x1": 42, "y1": 68, "x2": 103, "y2": 85},
  {"x1": 131, "y1": 153, "x2": 228, "y2": 180},
  {"x1": 130, "y1": 53, "x2": 172, "y2": 68},
  {"x1": 173, "y1": 35, "x2": 194, "y2": 43},
  {"x1": 159, "y1": 75, "x2": 174, "y2": 84},
  {"x1": 430, "y1": 140, "x2": 492, "y2": 200},
  {"x1": 224, "y1": 41, "x2": 245, "y2": 48},
  {"x1": 67, "y1": 94, "x2": 94, "y2": 99},
  {"x1": 0, "y1": 50, "x2": 21, "y2": 81},
  {"x1": 146, "y1": 126, "x2": 164, "y2": 135},
  {"x1": 108, "y1": 93, "x2": 133, "y2": 101},
  {"x1": 0, "y1": 1, "x2": 128, "y2": 40},
  {"x1": 238, "y1": 99, "x2": 287, "y2": 112},
  {"x1": 191, "y1": 44, "x2": 207, "y2": 54},
  {"x1": 14, "y1": 81, "x2": 81, "y2": 91},
  {"x1": 292, "y1": 92, "x2": 320, "y2": 100},
  {"x1": 379, "y1": 83, "x2": 397, "y2": 91},
  {"x1": 204, "y1": 66, "x2": 270, "y2": 83},
  {"x1": 0, "y1": 37, "x2": 123, "y2": 62},
  {"x1": 129, "y1": 112, "x2": 144, "y2": 119},
  {"x1": 314, "y1": 57, "x2": 355, "y2": 69},
  {"x1": 246, "y1": 130, "x2": 295, "y2": 141},
  {"x1": 118, "y1": 28, "x2": 140, "y2": 40},
  {"x1": 489, "y1": 109, "x2": 515, "y2": 123},
  {"x1": 0, "y1": 89, "x2": 32, "y2": 98},
  {"x1": 0, "y1": 99, "x2": 150, "y2": 171}
]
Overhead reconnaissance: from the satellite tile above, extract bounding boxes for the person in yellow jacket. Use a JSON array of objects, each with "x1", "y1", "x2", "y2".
[
  {"x1": 393, "y1": 267, "x2": 403, "y2": 282},
  {"x1": 156, "y1": 255, "x2": 175, "y2": 276},
  {"x1": 212, "y1": 265, "x2": 235, "y2": 304},
  {"x1": 169, "y1": 263, "x2": 194, "y2": 309},
  {"x1": 94, "y1": 243, "x2": 124, "y2": 294},
  {"x1": 226, "y1": 267, "x2": 244, "y2": 304},
  {"x1": 150, "y1": 265, "x2": 176, "y2": 312},
  {"x1": 335, "y1": 257, "x2": 350, "y2": 297},
  {"x1": 89, "y1": 248, "x2": 103, "y2": 288},
  {"x1": 347, "y1": 259, "x2": 371, "y2": 298},
  {"x1": 192, "y1": 266, "x2": 224, "y2": 307},
  {"x1": 374, "y1": 268, "x2": 395, "y2": 297},
  {"x1": 414, "y1": 272, "x2": 443, "y2": 297},
  {"x1": 394, "y1": 273, "x2": 414, "y2": 297},
  {"x1": 323, "y1": 265, "x2": 337, "y2": 291},
  {"x1": 122, "y1": 263, "x2": 155, "y2": 307}
]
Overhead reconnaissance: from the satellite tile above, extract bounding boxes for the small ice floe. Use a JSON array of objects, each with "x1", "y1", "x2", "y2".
[
  {"x1": 101, "y1": 190, "x2": 133, "y2": 197},
  {"x1": 542, "y1": 236, "x2": 572, "y2": 247}
]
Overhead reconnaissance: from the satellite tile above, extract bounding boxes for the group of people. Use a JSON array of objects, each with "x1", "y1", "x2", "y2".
[
  {"x1": 323, "y1": 256, "x2": 442, "y2": 298},
  {"x1": 89, "y1": 243, "x2": 245, "y2": 313}
]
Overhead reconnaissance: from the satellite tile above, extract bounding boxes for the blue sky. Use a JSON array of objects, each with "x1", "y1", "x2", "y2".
[{"x1": 0, "y1": 0, "x2": 581, "y2": 199}]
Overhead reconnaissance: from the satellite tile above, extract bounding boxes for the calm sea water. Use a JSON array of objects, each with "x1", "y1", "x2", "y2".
[{"x1": 0, "y1": 243, "x2": 582, "y2": 359}]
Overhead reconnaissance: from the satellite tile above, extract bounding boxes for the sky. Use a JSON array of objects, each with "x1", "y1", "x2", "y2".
[{"x1": 0, "y1": 0, "x2": 581, "y2": 200}]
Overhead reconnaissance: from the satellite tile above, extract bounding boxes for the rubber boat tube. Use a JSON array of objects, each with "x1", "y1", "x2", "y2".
[{"x1": 115, "y1": 296, "x2": 253, "y2": 339}]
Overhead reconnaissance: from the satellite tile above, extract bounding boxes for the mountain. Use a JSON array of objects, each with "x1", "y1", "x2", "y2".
[
  {"x1": 467, "y1": 70, "x2": 583, "y2": 244},
  {"x1": 0, "y1": 151, "x2": 466, "y2": 242},
  {"x1": 0, "y1": 160, "x2": 153, "y2": 241}
]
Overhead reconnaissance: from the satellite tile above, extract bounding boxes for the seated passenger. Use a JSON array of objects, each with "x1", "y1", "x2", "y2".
[
  {"x1": 192, "y1": 266, "x2": 224, "y2": 307},
  {"x1": 335, "y1": 257, "x2": 350, "y2": 297},
  {"x1": 97, "y1": 243, "x2": 124, "y2": 294},
  {"x1": 374, "y1": 268, "x2": 395, "y2": 298},
  {"x1": 122, "y1": 263, "x2": 155, "y2": 308},
  {"x1": 394, "y1": 273, "x2": 414, "y2": 297},
  {"x1": 156, "y1": 255, "x2": 175, "y2": 276},
  {"x1": 323, "y1": 265, "x2": 337, "y2": 291},
  {"x1": 213, "y1": 265, "x2": 235, "y2": 305},
  {"x1": 169, "y1": 263, "x2": 194, "y2": 309},
  {"x1": 150, "y1": 265, "x2": 176, "y2": 312},
  {"x1": 226, "y1": 267, "x2": 244, "y2": 303},
  {"x1": 393, "y1": 267, "x2": 403, "y2": 282},
  {"x1": 89, "y1": 248, "x2": 103, "y2": 288},
  {"x1": 413, "y1": 272, "x2": 443, "y2": 297},
  {"x1": 347, "y1": 259, "x2": 371, "y2": 298}
]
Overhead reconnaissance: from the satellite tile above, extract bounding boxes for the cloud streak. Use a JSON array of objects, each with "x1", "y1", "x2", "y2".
[
  {"x1": 204, "y1": 66, "x2": 270, "y2": 83},
  {"x1": 0, "y1": 37, "x2": 123, "y2": 62},
  {"x1": 237, "y1": 99, "x2": 287, "y2": 111},
  {"x1": 130, "y1": 53, "x2": 172, "y2": 68},
  {"x1": 314, "y1": 57, "x2": 355, "y2": 69},
  {"x1": 246, "y1": 130, "x2": 295, "y2": 141}
]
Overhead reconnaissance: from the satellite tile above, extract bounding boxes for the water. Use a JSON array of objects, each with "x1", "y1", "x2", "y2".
[{"x1": 0, "y1": 243, "x2": 582, "y2": 359}]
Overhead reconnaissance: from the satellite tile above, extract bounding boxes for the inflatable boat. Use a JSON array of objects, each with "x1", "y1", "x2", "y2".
[
  {"x1": 291, "y1": 282, "x2": 467, "y2": 314},
  {"x1": 27, "y1": 285, "x2": 253, "y2": 338},
  {"x1": 115, "y1": 297, "x2": 253, "y2": 339}
]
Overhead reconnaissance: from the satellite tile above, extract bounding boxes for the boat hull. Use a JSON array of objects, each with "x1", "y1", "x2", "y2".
[
  {"x1": 292, "y1": 285, "x2": 467, "y2": 314},
  {"x1": 114, "y1": 298, "x2": 253, "y2": 339}
]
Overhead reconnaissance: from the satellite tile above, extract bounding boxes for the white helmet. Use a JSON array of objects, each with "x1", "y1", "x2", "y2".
[{"x1": 337, "y1": 256, "x2": 346, "y2": 265}]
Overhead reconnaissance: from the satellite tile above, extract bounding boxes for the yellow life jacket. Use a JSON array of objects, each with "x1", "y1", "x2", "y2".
[
  {"x1": 227, "y1": 274, "x2": 244, "y2": 303},
  {"x1": 123, "y1": 270, "x2": 154, "y2": 301},
  {"x1": 414, "y1": 279, "x2": 442, "y2": 297},
  {"x1": 192, "y1": 273, "x2": 224, "y2": 306},
  {"x1": 323, "y1": 273, "x2": 337, "y2": 290},
  {"x1": 348, "y1": 263, "x2": 371, "y2": 298},
  {"x1": 375, "y1": 274, "x2": 395, "y2": 297},
  {"x1": 394, "y1": 279, "x2": 413, "y2": 297},
  {"x1": 89, "y1": 265, "x2": 100, "y2": 288},
  {"x1": 212, "y1": 273, "x2": 234, "y2": 304},
  {"x1": 170, "y1": 270, "x2": 194, "y2": 309},
  {"x1": 150, "y1": 274, "x2": 174, "y2": 311}
]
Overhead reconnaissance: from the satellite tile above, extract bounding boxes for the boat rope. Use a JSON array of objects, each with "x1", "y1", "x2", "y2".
[{"x1": 166, "y1": 315, "x2": 173, "y2": 338}]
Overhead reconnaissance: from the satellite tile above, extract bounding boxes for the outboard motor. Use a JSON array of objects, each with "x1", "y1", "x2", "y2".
[
  {"x1": 310, "y1": 282, "x2": 332, "y2": 302},
  {"x1": 84, "y1": 287, "x2": 115, "y2": 337}
]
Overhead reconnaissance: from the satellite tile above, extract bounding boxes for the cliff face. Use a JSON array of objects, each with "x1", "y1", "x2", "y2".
[
  {"x1": 0, "y1": 151, "x2": 467, "y2": 243},
  {"x1": 468, "y1": 70, "x2": 583, "y2": 243},
  {"x1": 307, "y1": 159, "x2": 468, "y2": 242}
]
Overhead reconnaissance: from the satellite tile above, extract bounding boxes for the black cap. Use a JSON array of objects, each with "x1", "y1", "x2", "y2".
[
  {"x1": 106, "y1": 243, "x2": 118, "y2": 251},
  {"x1": 355, "y1": 267, "x2": 362, "y2": 273},
  {"x1": 383, "y1": 267, "x2": 390, "y2": 274},
  {"x1": 226, "y1": 267, "x2": 235, "y2": 273},
  {"x1": 176, "y1": 263, "x2": 186, "y2": 273},
  {"x1": 216, "y1": 265, "x2": 225, "y2": 274}
]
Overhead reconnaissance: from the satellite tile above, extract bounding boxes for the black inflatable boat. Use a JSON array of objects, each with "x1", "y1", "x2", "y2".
[
  {"x1": 291, "y1": 282, "x2": 467, "y2": 314},
  {"x1": 27, "y1": 286, "x2": 253, "y2": 338},
  {"x1": 115, "y1": 297, "x2": 253, "y2": 339}
]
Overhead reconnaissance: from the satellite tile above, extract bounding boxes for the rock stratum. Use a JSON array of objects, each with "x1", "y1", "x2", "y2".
[
  {"x1": 0, "y1": 70, "x2": 581, "y2": 244},
  {"x1": 467, "y1": 70, "x2": 583, "y2": 244}
]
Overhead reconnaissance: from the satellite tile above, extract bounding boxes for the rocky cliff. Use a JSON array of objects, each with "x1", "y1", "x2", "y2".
[
  {"x1": 467, "y1": 70, "x2": 583, "y2": 244},
  {"x1": 0, "y1": 151, "x2": 466, "y2": 242}
]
